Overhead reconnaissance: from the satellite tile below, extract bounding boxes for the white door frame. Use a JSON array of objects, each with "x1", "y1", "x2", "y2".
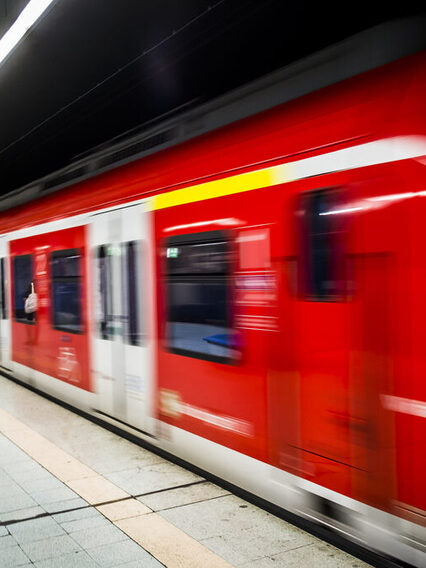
[{"x1": 89, "y1": 200, "x2": 155, "y2": 434}]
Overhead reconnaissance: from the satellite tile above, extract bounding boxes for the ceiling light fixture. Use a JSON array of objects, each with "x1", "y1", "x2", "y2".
[{"x1": 0, "y1": 0, "x2": 56, "y2": 66}]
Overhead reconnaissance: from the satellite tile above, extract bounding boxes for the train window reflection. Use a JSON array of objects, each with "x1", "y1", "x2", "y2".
[
  {"x1": 13, "y1": 254, "x2": 34, "y2": 323},
  {"x1": 299, "y1": 189, "x2": 346, "y2": 301},
  {"x1": 165, "y1": 231, "x2": 239, "y2": 363},
  {"x1": 51, "y1": 249, "x2": 82, "y2": 333}
]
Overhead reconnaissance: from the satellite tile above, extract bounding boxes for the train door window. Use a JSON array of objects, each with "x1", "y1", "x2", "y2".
[
  {"x1": 164, "y1": 230, "x2": 239, "y2": 363},
  {"x1": 13, "y1": 254, "x2": 34, "y2": 323},
  {"x1": 51, "y1": 249, "x2": 82, "y2": 333},
  {"x1": 96, "y1": 245, "x2": 112, "y2": 340},
  {"x1": 122, "y1": 240, "x2": 143, "y2": 346},
  {"x1": 1, "y1": 258, "x2": 7, "y2": 319},
  {"x1": 299, "y1": 189, "x2": 346, "y2": 300}
]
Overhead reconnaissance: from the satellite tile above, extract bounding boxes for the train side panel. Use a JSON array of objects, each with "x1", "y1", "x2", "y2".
[{"x1": 9, "y1": 226, "x2": 91, "y2": 392}]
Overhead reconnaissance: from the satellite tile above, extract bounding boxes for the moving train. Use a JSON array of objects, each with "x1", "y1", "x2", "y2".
[{"x1": 0, "y1": 21, "x2": 425, "y2": 567}]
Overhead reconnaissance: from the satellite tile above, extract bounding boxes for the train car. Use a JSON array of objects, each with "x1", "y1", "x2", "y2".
[{"x1": 0, "y1": 22, "x2": 425, "y2": 567}]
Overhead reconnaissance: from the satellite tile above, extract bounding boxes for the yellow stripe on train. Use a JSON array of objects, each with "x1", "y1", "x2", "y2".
[{"x1": 149, "y1": 163, "x2": 291, "y2": 211}]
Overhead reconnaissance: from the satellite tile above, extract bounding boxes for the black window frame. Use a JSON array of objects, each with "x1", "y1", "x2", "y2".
[
  {"x1": 96, "y1": 244, "x2": 113, "y2": 340},
  {"x1": 13, "y1": 254, "x2": 35, "y2": 325},
  {"x1": 122, "y1": 240, "x2": 144, "y2": 347},
  {"x1": 0, "y1": 257, "x2": 7, "y2": 319},
  {"x1": 297, "y1": 188, "x2": 347, "y2": 302},
  {"x1": 50, "y1": 248, "x2": 83, "y2": 334},
  {"x1": 164, "y1": 230, "x2": 239, "y2": 365}
]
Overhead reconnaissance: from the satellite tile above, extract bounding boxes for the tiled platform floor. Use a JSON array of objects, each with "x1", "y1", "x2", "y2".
[
  {"x1": 0, "y1": 375, "x2": 371, "y2": 567},
  {"x1": 0, "y1": 433, "x2": 162, "y2": 568}
]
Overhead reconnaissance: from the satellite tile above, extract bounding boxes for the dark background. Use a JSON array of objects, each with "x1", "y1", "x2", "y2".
[{"x1": 0, "y1": 0, "x2": 424, "y2": 195}]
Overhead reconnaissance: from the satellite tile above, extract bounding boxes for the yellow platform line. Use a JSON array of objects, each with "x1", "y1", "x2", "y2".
[{"x1": 0, "y1": 407, "x2": 234, "y2": 568}]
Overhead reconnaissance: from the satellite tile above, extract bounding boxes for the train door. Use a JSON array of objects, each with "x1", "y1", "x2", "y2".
[
  {"x1": 294, "y1": 189, "x2": 353, "y2": 494},
  {"x1": 270, "y1": 185, "x2": 396, "y2": 508},
  {"x1": 90, "y1": 202, "x2": 155, "y2": 435},
  {"x1": 9, "y1": 242, "x2": 37, "y2": 384},
  {"x1": 349, "y1": 253, "x2": 394, "y2": 508},
  {"x1": 0, "y1": 238, "x2": 10, "y2": 369},
  {"x1": 269, "y1": 188, "x2": 354, "y2": 496}
]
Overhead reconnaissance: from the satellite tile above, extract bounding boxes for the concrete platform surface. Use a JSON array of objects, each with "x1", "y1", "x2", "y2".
[{"x1": 0, "y1": 375, "x2": 371, "y2": 567}]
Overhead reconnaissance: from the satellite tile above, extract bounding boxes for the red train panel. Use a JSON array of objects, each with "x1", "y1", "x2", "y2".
[{"x1": 10, "y1": 226, "x2": 91, "y2": 391}]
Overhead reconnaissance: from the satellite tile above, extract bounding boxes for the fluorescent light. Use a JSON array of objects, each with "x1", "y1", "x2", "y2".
[{"x1": 0, "y1": 0, "x2": 56, "y2": 65}]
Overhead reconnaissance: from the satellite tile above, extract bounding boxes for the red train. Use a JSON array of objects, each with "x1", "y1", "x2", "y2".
[{"x1": 0, "y1": 23, "x2": 425, "y2": 566}]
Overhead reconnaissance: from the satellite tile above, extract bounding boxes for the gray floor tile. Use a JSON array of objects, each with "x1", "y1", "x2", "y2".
[
  {"x1": 17, "y1": 476, "x2": 67, "y2": 494},
  {"x1": 43, "y1": 497, "x2": 88, "y2": 514},
  {"x1": 0, "y1": 469, "x2": 12, "y2": 486},
  {"x1": 201, "y1": 533, "x2": 295, "y2": 566},
  {"x1": 138, "y1": 480, "x2": 229, "y2": 511},
  {"x1": 201, "y1": 534, "x2": 259, "y2": 565},
  {"x1": 238, "y1": 557, "x2": 281, "y2": 568},
  {"x1": 0, "y1": 474, "x2": 17, "y2": 489},
  {"x1": 32, "y1": 486, "x2": 80, "y2": 505},
  {"x1": 8, "y1": 516, "x2": 66, "y2": 543},
  {"x1": 238, "y1": 542, "x2": 371, "y2": 568},
  {"x1": 0, "y1": 524, "x2": 8, "y2": 536},
  {"x1": 0, "y1": 534, "x2": 16, "y2": 549},
  {"x1": 0, "y1": 544, "x2": 31, "y2": 567},
  {"x1": 20, "y1": 533, "x2": 82, "y2": 562},
  {"x1": 116, "y1": 559, "x2": 164, "y2": 568},
  {"x1": 34, "y1": 550, "x2": 99, "y2": 568},
  {"x1": 0, "y1": 493, "x2": 38, "y2": 514},
  {"x1": 84, "y1": 446, "x2": 165, "y2": 475},
  {"x1": 0, "y1": 505, "x2": 45, "y2": 523},
  {"x1": 61, "y1": 513, "x2": 111, "y2": 534},
  {"x1": 105, "y1": 461, "x2": 202, "y2": 495},
  {"x1": 53, "y1": 507, "x2": 99, "y2": 524},
  {"x1": 0, "y1": 480, "x2": 30, "y2": 496},
  {"x1": 70, "y1": 524, "x2": 128, "y2": 549},
  {"x1": 0, "y1": 449, "x2": 30, "y2": 466},
  {"x1": 3, "y1": 462, "x2": 52, "y2": 483},
  {"x1": 86, "y1": 539, "x2": 162, "y2": 568},
  {"x1": 161, "y1": 494, "x2": 313, "y2": 563}
]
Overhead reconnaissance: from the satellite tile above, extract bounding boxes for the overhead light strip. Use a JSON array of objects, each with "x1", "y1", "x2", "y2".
[{"x1": 0, "y1": 0, "x2": 56, "y2": 65}]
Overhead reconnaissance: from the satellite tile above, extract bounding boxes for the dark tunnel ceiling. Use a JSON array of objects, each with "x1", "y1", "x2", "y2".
[{"x1": 0, "y1": 0, "x2": 424, "y2": 195}]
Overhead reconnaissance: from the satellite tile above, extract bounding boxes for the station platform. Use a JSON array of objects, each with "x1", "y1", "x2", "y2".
[{"x1": 0, "y1": 375, "x2": 370, "y2": 568}]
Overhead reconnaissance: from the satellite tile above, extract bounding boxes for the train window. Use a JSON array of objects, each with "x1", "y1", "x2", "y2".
[
  {"x1": 299, "y1": 189, "x2": 346, "y2": 300},
  {"x1": 164, "y1": 231, "x2": 239, "y2": 363},
  {"x1": 122, "y1": 241, "x2": 143, "y2": 346},
  {"x1": 13, "y1": 254, "x2": 34, "y2": 323},
  {"x1": 0, "y1": 258, "x2": 7, "y2": 319},
  {"x1": 51, "y1": 249, "x2": 82, "y2": 333},
  {"x1": 96, "y1": 245, "x2": 113, "y2": 340}
]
